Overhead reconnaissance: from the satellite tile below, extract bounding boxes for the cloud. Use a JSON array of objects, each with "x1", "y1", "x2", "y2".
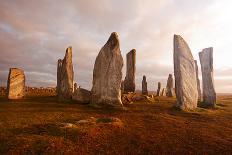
[{"x1": 0, "y1": 0, "x2": 232, "y2": 93}]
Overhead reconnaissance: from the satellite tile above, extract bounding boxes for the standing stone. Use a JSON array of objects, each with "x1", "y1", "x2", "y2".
[
  {"x1": 142, "y1": 75, "x2": 148, "y2": 95},
  {"x1": 166, "y1": 74, "x2": 174, "y2": 97},
  {"x1": 161, "y1": 88, "x2": 166, "y2": 97},
  {"x1": 156, "y1": 82, "x2": 162, "y2": 96},
  {"x1": 57, "y1": 59, "x2": 62, "y2": 96},
  {"x1": 194, "y1": 60, "x2": 201, "y2": 101},
  {"x1": 199, "y1": 47, "x2": 216, "y2": 106},
  {"x1": 7, "y1": 68, "x2": 25, "y2": 99},
  {"x1": 174, "y1": 35, "x2": 198, "y2": 110},
  {"x1": 124, "y1": 49, "x2": 136, "y2": 93},
  {"x1": 57, "y1": 47, "x2": 74, "y2": 100},
  {"x1": 91, "y1": 32, "x2": 123, "y2": 108}
]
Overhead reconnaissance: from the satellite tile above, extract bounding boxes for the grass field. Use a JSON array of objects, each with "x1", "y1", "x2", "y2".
[{"x1": 0, "y1": 96, "x2": 232, "y2": 154}]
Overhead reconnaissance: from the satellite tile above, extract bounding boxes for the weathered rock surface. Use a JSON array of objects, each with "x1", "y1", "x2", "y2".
[
  {"x1": 199, "y1": 47, "x2": 216, "y2": 106},
  {"x1": 166, "y1": 74, "x2": 174, "y2": 97},
  {"x1": 57, "y1": 47, "x2": 74, "y2": 100},
  {"x1": 156, "y1": 82, "x2": 162, "y2": 96},
  {"x1": 91, "y1": 32, "x2": 123, "y2": 108},
  {"x1": 7, "y1": 68, "x2": 25, "y2": 99},
  {"x1": 124, "y1": 49, "x2": 136, "y2": 93},
  {"x1": 142, "y1": 75, "x2": 148, "y2": 95},
  {"x1": 121, "y1": 80, "x2": 124, "y2": 94},
  {"x1": 174, "y1": 35, "x2": 198, "y2": 110},
  {"x1": 194, "y1": 60, "x2": 202, "y2": 101},
  {"x1": 72, "y1": 83, "x2": 91, "y2": 104}
]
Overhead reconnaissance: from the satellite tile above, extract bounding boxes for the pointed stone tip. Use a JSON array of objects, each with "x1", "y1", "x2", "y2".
[
  {"x1": 174, "y1": 34, "x2": 183, "y2": 41},
  {"x1": 108, "y1": 32, "x2": 119, "y2": 43},
  {"x1": 111, "y1": 32, "x2": 119, "y2": 38},
  {"x1": 174, "y1": 34, "x2": 179, "y2": 37},
  {"x1": 65, "y1": 46, "x2": 72, "y2": 57},
  {"x1": 106, "y1": 32, "x2": 120, "y2": 50}
]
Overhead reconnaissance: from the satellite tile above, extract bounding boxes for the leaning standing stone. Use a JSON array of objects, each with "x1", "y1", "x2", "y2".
[
  {"x1": 199, "y1": 47, "x2": 216, "y2": 107},
  {"x1": 7, "y1": 68, "x2": 25, "y2": 99},
  {"x1": 142, "y1": 75, "x2": 148, "y2": 95},
  {"x1": 124, "y1": 49, "x2": 136, "y2": 93},
  {"x1": 174, "y1": 35, "x2": 198, "y2": 110},
  {"x1": 91, "y1": 32, "x2": 123, "y2": 108}
]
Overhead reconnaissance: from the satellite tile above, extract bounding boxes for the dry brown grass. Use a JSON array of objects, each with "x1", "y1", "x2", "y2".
[{"x1": 0, "y1": 95, "x2": 232, "y2": 154}]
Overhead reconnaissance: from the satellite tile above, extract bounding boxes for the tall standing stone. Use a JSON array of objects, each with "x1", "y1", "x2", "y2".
[
  {"x1": 57, "y1": 47, "x2": 74, "y2": 100},
  {"x1": 156, "y1": 82, "x2": 162, "y2": 96},
  {"x1": 194, "y1": 60, "x2": 201, "y2": 101},
  {"x1": 124, "y1": 49, "x2": 136, "y2": 93},
  {"x1": 91, "y1": 32, "x2": 123, "y2": 108},
  {"x1": 142, "y1": 75, "x2": 148, "y2": 95},
  {"x1": 166, "y1": 74, "x2": 174, "y2": 97},
  {"x1": 174, "y1": 35, "x2": 198, "y2": 110},
  {"x1": 7, "y1": 68, "x2": 25, "y2": 99},
  {"x1": 199, "y1": 47, "x2": 216, "y2": 106}
]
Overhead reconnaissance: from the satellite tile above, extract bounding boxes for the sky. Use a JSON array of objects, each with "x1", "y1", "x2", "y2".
[{"x1": 0, "y1": 0, "x2": 232, "y2": 93}]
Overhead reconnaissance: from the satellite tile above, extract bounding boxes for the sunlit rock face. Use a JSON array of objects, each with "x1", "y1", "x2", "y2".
[
  {"x1": 91, "y1": 32, "x2": 123, "y2": 108},
  {"x1": 124, "y1": 49, "x2": 136, "y2": 93},
  {"x1": 7, "y1": 68, "x2": 25, "y2": 99},
  {"x1": 142, "y1": 75, "x2": 148, "y2": 95},
  {"x1": 173, "y1": 35, "x2": 198, "y2": 110},
  {"x1": 166, "y1": 74, "x2": 174, "y2": 97},
  {"x1": 194, "y1": 60, "x2": 202, "y2": 101},
  {"x1": 161, "y1": 88, "x2": 166, "y2": 96},
  {"x1": 199, "y1": 47, "x2": 216, "y2": 107},
  {"x1": 57, "y1": 47, "x2": 74, "y2": 100},
  {"x1": 156, "y1": 82, "x2": 162, "y2": 96}
]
